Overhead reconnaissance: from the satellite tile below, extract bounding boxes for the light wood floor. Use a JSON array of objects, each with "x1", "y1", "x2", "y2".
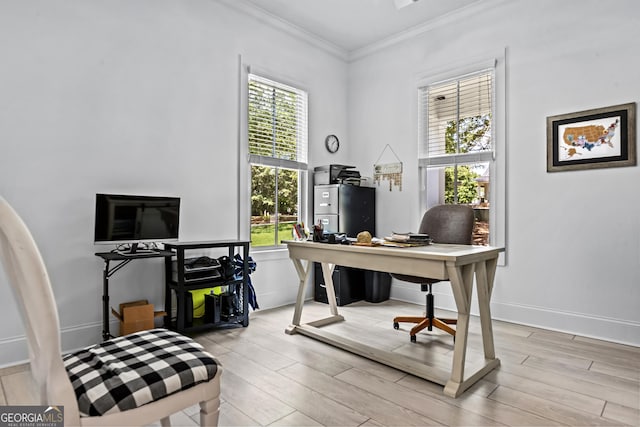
[{"x1": 1, "y1": 299, "x2": 639, "y2": 426}]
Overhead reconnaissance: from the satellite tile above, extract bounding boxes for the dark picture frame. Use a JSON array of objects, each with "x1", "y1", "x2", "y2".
[{"x1": 546, "y1": 102, "x2": 636, "y2": 172}]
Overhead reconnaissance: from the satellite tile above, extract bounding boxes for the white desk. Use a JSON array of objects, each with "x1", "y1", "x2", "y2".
[{"x1": 284, "y1": 240, "x2": 503, "y2": 398}]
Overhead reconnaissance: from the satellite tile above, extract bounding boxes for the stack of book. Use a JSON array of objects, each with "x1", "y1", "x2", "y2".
[{"x1": 384, "y1": 232, "x2": 432, "y2": 246}]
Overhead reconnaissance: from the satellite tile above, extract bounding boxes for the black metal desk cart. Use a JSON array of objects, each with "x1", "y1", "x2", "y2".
[
  {"x1": 164, "y1": 240, "x2": 250, "y2": 333},
  {"x1": 95, "y1": 250, "x2": 174, "y2": 340}
]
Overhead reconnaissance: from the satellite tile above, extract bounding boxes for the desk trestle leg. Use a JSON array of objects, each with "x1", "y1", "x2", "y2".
[{"x1": 286, "y1": 260, "x2": 345, "y2": 335}]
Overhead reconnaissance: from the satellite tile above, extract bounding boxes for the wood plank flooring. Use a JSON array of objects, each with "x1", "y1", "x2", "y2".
[{"x1": 1, "y1": 299, "x2": 638, "y2": 426}]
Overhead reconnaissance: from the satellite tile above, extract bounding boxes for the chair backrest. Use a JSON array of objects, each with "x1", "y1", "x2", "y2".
[
  {"x1": 419, "y1": 204, "x2": 474, "y2": 245},
  {"x1": 0, "y1": 197, "x2": 79, "y2": 416}
]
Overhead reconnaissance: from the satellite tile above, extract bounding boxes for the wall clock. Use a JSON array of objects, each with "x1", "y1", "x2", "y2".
[{"x1": 325, "y1": 134, "x2": 340, "y2": 153}]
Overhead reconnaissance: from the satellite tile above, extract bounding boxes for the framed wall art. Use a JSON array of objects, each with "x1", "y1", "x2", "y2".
[{"x1": 546, "y1": 102, "x2": 636, "y2": 172}]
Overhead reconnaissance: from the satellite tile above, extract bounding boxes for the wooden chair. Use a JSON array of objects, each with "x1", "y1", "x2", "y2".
[
  {"x1": 0, "y1": 196, "x2": 221, "y2": 426},
  {"x1": 392, "y1": 204, "x2": 475, "y2": 342}
]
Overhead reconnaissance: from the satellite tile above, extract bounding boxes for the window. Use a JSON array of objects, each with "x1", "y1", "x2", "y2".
[
  {"x1": 418, "y1": 68, "x2": 496, "y2": 246},
  {"x1": 247, "y1": 74, "x2": 308, "y2": 247}
]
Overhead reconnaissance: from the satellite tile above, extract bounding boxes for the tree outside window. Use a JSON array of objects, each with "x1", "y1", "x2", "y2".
[
  {"x1": 443, "y1": 114, "x2": 491, "y2": 204},
  {"x1": 248, "y1": 74, "x2": 307, "y2": 247},
  {"x1": 419, "y1": 70, "x2": 494, "y2": 245},
  {"x1": 442, "y1": 116, "x2": 491, "y2": 245},
  {"x1": 250, "y1": 165, "x2": 299, "y2": 246}
]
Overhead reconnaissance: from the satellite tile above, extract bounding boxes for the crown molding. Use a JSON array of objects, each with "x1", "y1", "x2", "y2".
[
  {"x1": 349, "y1": 0, "x2": 509, "y2": 62},
  {"x1": 218, "y1": 0, "x2": 508, "y2": 64},
  {"x1": 217, "y1": 0, "x2": 349, "y2": 61}
]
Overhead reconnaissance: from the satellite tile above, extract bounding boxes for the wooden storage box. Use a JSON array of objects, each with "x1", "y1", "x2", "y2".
[{"x1": 111, "y1": 299, "x2": 165, "y2": 336}]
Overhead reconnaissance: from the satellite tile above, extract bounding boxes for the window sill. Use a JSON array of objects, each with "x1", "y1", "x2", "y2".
[{"x1": 249, "y1": 246, "x2": 290, "y2": 262}]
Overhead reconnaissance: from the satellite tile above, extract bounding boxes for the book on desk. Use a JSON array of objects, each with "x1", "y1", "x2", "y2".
[{"x1": 383, "y1": 232, "x2": 433, "y2": 246}]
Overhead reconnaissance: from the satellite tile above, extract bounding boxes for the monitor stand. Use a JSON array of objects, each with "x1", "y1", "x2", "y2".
[{"x1": 117, "y1": 243, "x2": 156, "y2": 256}]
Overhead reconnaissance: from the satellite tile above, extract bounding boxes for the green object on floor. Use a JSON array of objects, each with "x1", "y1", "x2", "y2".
[{"x1": 188, "y1": 286, "x2": 228, "y2": 318}]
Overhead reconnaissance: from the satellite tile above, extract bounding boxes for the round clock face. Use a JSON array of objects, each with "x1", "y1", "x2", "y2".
[{"x1": 325, "y1": 134, "x2": 340, "y2": 153}]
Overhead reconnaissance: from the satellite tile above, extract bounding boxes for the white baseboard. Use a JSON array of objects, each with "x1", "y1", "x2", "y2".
[
  {"x1": 0, "y1": 321, "x2": 113, "y2": 368},
  {"x1": 390, "y1": 284, "x2": 640, "y2": 347},
  {"x1": 3, "y1": 291, "x2": 637, "y2": 368},
  {"x1": 490, "y1": 301, "x2": 640, "y2": 348},
  {"x1": 0, "y1": 335, "x2": 29, "y2": 368},
  {"x1": 0, "y1": 292, "x2": 308, "y2": 368}
]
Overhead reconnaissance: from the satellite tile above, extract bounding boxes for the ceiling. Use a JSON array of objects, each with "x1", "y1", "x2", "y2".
[{"x1": 240, "y1": 0, "x2": 484, "y2": 53}]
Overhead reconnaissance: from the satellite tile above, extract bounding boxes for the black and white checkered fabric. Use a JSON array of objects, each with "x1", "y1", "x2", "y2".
[{"x1": 62, "y1": 328, "x2": 218, "y2": 416}]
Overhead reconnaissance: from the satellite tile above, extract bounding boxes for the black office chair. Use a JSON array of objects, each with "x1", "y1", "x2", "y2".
[{"x1": 392, "y1": 204, "x2": 475, "y2": 342}]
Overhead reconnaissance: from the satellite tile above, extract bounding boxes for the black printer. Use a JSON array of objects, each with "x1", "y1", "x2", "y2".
[{"x1": 314, "y1": 164, "x2": 361, "y2": 185}]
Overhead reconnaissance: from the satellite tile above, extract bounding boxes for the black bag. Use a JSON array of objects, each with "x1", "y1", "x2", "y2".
[
  {"x1": 217, "y1": 255, "x2": 235, "y2": 280},
  {"x1": 221, "y1": 283, "x2": 241, "y2": 318}
]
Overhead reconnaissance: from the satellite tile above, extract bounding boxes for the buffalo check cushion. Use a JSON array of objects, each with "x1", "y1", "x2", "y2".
[{"x1": 62, "y1": 328, "x2": 218, "y2": 416}]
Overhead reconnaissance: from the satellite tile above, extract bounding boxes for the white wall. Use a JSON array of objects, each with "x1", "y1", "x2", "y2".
[
  {"x1": 1, "y1": 0, "x2": 638, "y2": 367},
  {"x1": 0, "y1": 0, "x2": 348, "y2": 365},
  {"x1": 348, "y1": 0, "x2": 640, "y2": 346}
]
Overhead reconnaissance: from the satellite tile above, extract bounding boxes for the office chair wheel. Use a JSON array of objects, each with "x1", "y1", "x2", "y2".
[
  {"x1": 410, "y1": 335, "x2": 417, "y2": 343},
  {"x1": 393, "y1": 322, "x2": 399, "y2": 330}
]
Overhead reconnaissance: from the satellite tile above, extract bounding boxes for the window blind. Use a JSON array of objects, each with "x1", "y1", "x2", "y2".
[
  {"x1": 419, "y1": 69, "x2": 494, "y2": 167},
  {"x1": 248, "y1": 74, "x2": 308, "y2": 170}
]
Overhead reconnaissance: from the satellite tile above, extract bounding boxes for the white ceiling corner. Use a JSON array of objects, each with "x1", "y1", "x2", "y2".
[{"x1": 228, "y1": 0, "x2": 492, "y2": 61}]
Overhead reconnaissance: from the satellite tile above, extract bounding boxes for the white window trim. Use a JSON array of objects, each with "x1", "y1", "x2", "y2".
[
  {"x1": 416, "y1": 50, "x2": 507, "y2": 264},
  {"x1": 238, "y1": 61, "x2": 309, "y2": 250}
]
